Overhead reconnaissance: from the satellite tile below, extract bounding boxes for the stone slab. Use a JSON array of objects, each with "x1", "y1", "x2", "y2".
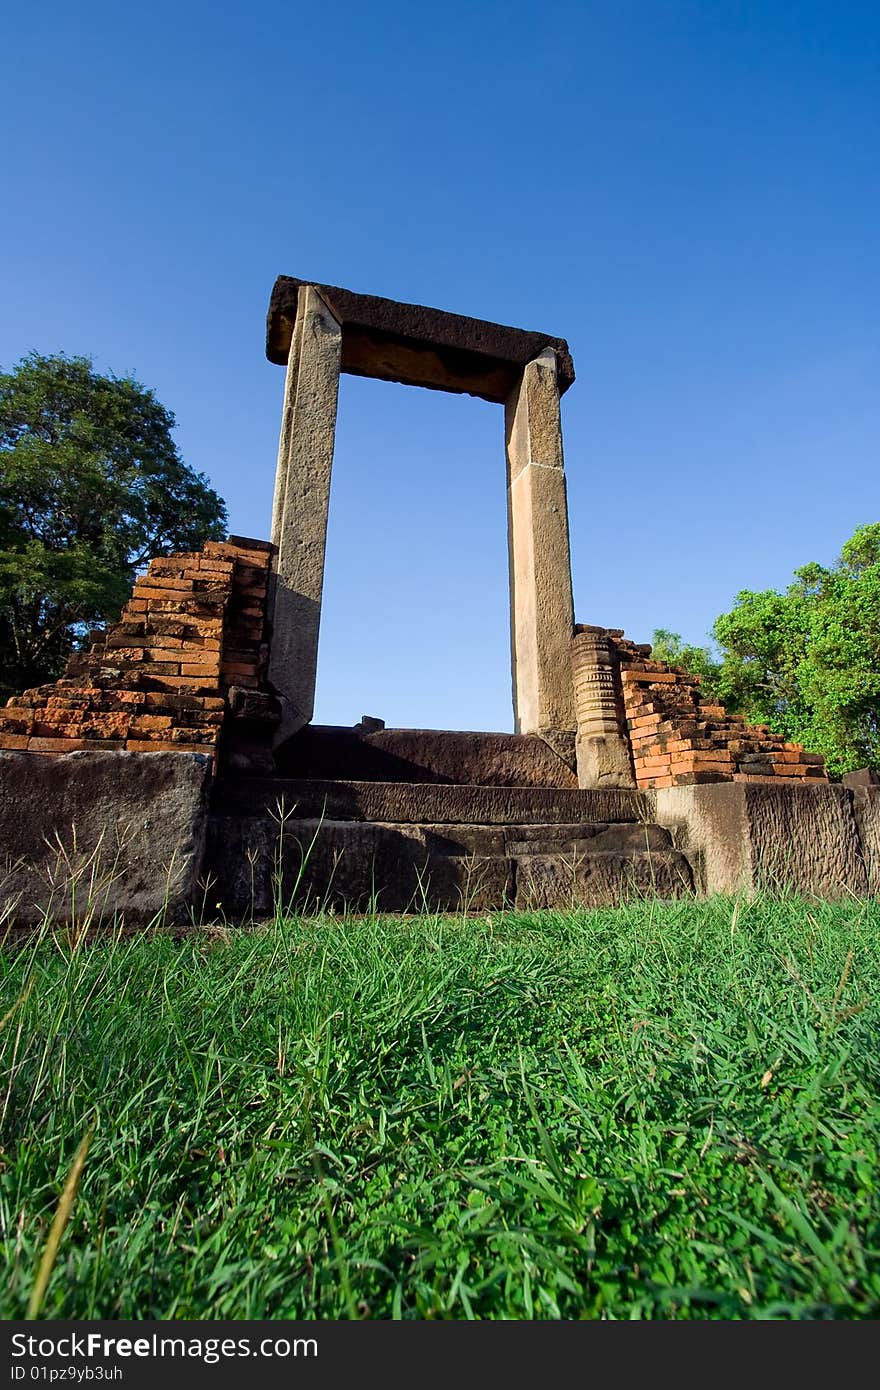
[
  {"x1": 514, "y1": 850, "x2": 693, "y2": 910},
  {"x1": 0, "y1": 750, "x2": 212, "y2": 927},
  {"x1": 206, "y1": 817, "x2": 514, "y2": 915},
  {"x1": 210, "y1": 777, "x2": 648, "y2": 825},
  {"x1": 275, "y1": 726, "x2": 578, "y2": 788},
  {"x1": 652, "y1": 781, "x2": 867, "y2": 898},
  {"x1": 266, "y1": 277, "x2": 575, "y2": 402},
  {"x1": 505, "y1": 822, "x2": 673, "y2": 855}
]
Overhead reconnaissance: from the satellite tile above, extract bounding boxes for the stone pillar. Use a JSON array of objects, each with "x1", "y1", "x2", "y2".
[
  {"x1": 570, "y1": 628, "x2": 635, "y2": 788},
  {"x1": 268, "y1": 286, "x2": 342, "y2": 743},
  {"x1": 505, "y1": 350, "x2": 577, "y2": 736}
]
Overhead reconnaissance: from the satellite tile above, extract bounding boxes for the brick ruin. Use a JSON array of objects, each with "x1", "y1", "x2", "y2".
[
  {"x1": 0, "y1": 537, "x2": 277, "y2": 768},
  {"x1": 613, "y1": 631, "x2": 827, "y2": 788},
  {"x1": 569, "y1": 625, "x2": 823, "y2": 789}
]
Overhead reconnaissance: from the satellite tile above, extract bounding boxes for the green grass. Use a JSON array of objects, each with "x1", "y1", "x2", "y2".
[{"x1": 1, "y1": 896, "x2": 879, "y2": 1319}]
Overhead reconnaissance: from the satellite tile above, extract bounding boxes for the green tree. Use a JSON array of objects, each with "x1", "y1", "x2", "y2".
[
  {"x1": 0, "y1": 352, "x2": 228, "y2": 698},
  {"x1": 651, "y1": 524, "x2": 880, "y2": 778},
  {"x1": 649, "y1": 628, "x2": 720, "y2": 684},
  {"x1": 710, "y1": 525, "x2": 880, "y2": 777}
]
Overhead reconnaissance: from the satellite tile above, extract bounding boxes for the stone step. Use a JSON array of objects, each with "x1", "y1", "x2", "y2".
[
  {"x1": 273, "y1": 725, "x2": 578, "y2": 788},
  {"x1": 206, "y1": 815, "x2": 693, "y2": 915},
  {"x1": 210, "y1": 777, "x2": 648, "y2": 826},
  {"x1": 505, "y1": 822, "x2": 673, "y2": 855},
  {"x1": 515, "y1": 851, "x2": 694, "y2": 911}
]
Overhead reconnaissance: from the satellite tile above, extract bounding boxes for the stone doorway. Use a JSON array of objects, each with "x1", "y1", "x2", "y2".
[{"x1": 266, "y1": 277, "x2": 579, "y2": 749}]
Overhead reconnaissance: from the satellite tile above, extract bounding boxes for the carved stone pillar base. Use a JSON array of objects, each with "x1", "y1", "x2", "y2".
[{"x1": 570, "y1": 628, "x2": 635, "y2": 789}]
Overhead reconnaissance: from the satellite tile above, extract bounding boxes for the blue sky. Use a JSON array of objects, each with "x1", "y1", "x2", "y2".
[{"x1": 3, "y1": 1, "x2": 878, "y2": 731}]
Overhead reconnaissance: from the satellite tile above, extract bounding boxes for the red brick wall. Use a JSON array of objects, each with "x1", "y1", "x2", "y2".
[
  {"x1": 601, "y1": 629, "x2": 827, "y2": 789},
  {"x1": 0, "y1": 537, "x2": 273, "y2": 764}
]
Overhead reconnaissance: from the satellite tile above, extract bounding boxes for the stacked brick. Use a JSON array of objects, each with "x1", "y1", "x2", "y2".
[
  {"x1": 597, "y1": 629, "x2": 827, "y2": 790},
  {"x1": 0, "y1": 536, "x2": 273, "y2": 766}
]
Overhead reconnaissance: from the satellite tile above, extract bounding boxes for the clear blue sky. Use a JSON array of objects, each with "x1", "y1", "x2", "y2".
[{"x1": 3, "y1": 1, "x2": 878, "y2": 731}]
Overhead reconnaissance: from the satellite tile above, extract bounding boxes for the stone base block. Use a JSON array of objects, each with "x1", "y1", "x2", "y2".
[
  {"x1": 652, "y1": 781, "x2": 867, "y2": 898},
  {"x1": 0, "y1": 750, "x2": 212, "y2": 927},
  {"x1": 575, "y1": 734, "x2": 636, "y2": 789},
  {"x1": 515, "y1": 850, "x2": 693, "y2": 910}
]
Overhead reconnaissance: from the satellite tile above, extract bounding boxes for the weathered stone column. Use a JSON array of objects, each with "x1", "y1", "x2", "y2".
[
  {"x1": 268, "y1": 286, "x2": 342, "y2": 742},
  {"x1": 505, "y1": 349, "x2": 577, "y2": 736},
  {"x1": 570, "y1": 628, "x2": 635, "y2": 788}
]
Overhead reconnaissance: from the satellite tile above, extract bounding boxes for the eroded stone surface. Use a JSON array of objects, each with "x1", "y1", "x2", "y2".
[
  {"x1": 206, "y1": 812, "x2": 689, "y2": 916},
  {"x1": 505, "y1": 822, "x2": 673, "y2": 855},
  {"x1": 850, "y1": 786, "x2": 880, "y2": 894},
  {"x1": 745, "y1": 782, "x2": 863, "y2": 894},
  {"x1": 505, "y1": 352, "x2": 577, "y2": 735},
  {"x1": 652, "y1": 782, "x2": 866, "y2": 898},
  {"x1": 207, "y1": 816, "x2": 514, "y2": 914},
  {"x1": 515, "y1": 851, "x2": 693, "y2": 910},
  {"x1": 268, "y1": 286, "x2": 342, "y2": 741},
  {"x1": 0, "y1": 750, "x2": 212, "y2": 926}
]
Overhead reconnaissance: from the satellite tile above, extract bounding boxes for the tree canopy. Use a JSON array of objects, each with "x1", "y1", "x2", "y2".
[
  {"x1": 652, "y1": 523, "x2": 880, "y2": 778},
  {"x1": 0, "y1": 352, "x2": 227, "y2": 697}
]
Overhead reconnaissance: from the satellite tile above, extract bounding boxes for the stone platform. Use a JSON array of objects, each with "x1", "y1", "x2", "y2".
[
  {"x1": 1, "y1": 746, "x2": 875, "y2": 928},
  {"x1": 205, "y1": 774, "x2": 694, "y2": 915}
]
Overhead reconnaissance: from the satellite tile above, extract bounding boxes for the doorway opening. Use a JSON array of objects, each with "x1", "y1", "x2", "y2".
[{"x1": 315, "y1": 374, "x2": 512, "y2": 732}]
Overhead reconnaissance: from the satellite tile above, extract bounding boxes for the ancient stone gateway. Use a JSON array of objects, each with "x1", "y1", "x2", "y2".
[
  {"x1": 264, "y1": 277, "x2": 579, "y2": 744},
  {"x1": 0, "y1": 275, "x2": 866, "y2": 925}
]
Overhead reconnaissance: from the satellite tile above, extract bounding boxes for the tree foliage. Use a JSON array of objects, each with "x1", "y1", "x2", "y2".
[
  {"x1": 652, "y1": 523, "x2": 880, "y2": 778},
  {"x1": 648, "y1": 629, "x2": 718, "y2": 683},
  {"x1": 0, "y1": 352, "x2": 228, "y2": 697}
]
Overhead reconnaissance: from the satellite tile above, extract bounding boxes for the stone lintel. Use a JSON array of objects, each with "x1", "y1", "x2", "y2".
[{"x1": 267, "y1": 276, "x2": 575, "y2": 403}]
